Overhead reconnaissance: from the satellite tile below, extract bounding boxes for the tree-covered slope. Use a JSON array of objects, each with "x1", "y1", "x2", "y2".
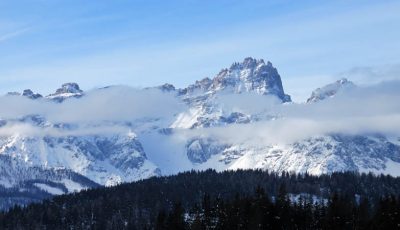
[{"x1": 1, "y1": 169, "x2": 400, "y2": 229}]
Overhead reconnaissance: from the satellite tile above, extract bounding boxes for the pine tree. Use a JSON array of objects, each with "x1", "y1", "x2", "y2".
[
  {"x1": 166, "y1": 202, "x2": 186, "y2": 230},
  {"x1": 155, "y1": 209, "x2": 167, "y2": 230}
]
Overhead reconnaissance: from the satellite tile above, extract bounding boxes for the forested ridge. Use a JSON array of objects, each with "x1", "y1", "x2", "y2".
[{"x1": 1, "y1": 169, "x2": 400, "y2": 229}]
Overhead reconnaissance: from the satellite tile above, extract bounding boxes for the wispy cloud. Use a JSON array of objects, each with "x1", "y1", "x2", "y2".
[
  {"x1": 0, "y1": 86, "x2": 183, "y2": 125},
  {"x1": 174, "y1": 81, "x2": 400, "y2": 145},
  {"x1": 0, "y1": 1, "x2": 399, "y2": 101},
  {"x1": 0, "y1": 27, "x2": 30, "y2": 43},
  {"x1": 0, "y1": 80, "x2": 399, "y2": 152},
  {"x1": 338, "y1": 63, "x2": 400, "y2": 85}
]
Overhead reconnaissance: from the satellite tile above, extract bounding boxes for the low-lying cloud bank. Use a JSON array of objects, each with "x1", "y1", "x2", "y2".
[
  {"x1": 0, "y1": 86, "x2": 184, "y2": 137},
  {"x1": 176, "y1": 81, "x2": 400, "y2": 145},
  {"x1": 0, "y1": 86, "x2": 183, "y2": 123},
  {"x1": 0, "y1": 81, "x2": 399, "y2": 144}
]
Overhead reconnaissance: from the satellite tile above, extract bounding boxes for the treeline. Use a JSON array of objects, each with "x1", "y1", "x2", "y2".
[
  {"x1": 0, "y1": 169, "x2": 400, "y2": 229},
  {"x1": 157, "y1": 187, "x2": 400, "y2": 230}
]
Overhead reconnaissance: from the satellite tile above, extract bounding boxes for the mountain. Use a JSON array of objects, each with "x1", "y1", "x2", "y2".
[
  {"x1": 0, "y1": 117, "x2": 159, "y2": 208},
  {"x1": 0, "y1": 153, "x2": 99, "y2": 210},
  {"x1": 46, "y1": 82, "x2": 84, "y2": 102},
  {"x1": 0, "y1": 114, "x2": 159, "y2": 208},
  {"x1": 185, "y1": 134, "x2": 400, "y2": 176},
  {"x1": 171, "y1": 57, "x2": 288, "y2": 129},
  {"x1": 178, "y1": 57, "x2": 291, "y2": 102},
  {"x1": 22, "y1": 89, "x2": 42, "y2": 99},
  {"x1": 162, "y1": 60, "x2": 400, "y2": 177},
  {"x1": 307, "y1": 78, "x2": 355, "y2": 103},
  {"x1": 0, "y1": 57, "x2": 399, "y2": 209},
  {"x1": 0, "y1": 123, "x2": 159, "y2": 186}
]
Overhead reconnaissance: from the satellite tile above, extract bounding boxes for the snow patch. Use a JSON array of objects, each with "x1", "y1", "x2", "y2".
[{"x1": 34, "y1": 183, "x2": 64, "y2": 195}]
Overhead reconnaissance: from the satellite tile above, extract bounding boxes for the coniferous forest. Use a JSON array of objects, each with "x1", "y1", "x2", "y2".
[{"x1": 1, "y1": 169, "x2": 400, "y2": 229}]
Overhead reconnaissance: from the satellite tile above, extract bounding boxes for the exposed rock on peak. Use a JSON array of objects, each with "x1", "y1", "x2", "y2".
[
  {"x1": 47, "y1": 83, "x2": 84, "y2": 102},
  {"x1": 55, "y1": 83, "x2": 83, "y2": 94},
  {"x1": 22, "y1": 89, "x2": 43, "y2": 99},
  {"x1": 181, "y1": 57, "x2": 291, "y2": 102},
  {"x1": 307, "y1": 78, "x2": 355, "y2": 103},
  {"x1": 233, "y1": 57, "x2": 266, "y2": 69},
  {"x1": 178, "y1": 77, "x2": 213, "y2": 95},
  {"x1": 157, "y1": 83, "x2": 176, "y2": 92}
]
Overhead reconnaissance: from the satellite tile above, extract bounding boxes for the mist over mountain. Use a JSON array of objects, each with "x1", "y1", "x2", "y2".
[{"x1": 0, "y1": 57, "x2": 400, "y2": 209}]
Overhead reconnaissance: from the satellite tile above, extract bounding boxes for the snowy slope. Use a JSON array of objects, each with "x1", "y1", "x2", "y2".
[
  {"x1": 46, "y1": 82, "x2": 84, "y2": 102},
  {"x1": 180, "y1": 134, "x2": 400, "y2": 176},
  {"x1": 0, "y1": 123, "x2": 159, "y2": 187},
  {"x1": 145, "y1": 59, "x2": 400, "y2": 177},
  {"x1": 306, "y1": 78, "x2": 355, "y2": 103},
  {"x1": 170, "y1": 57, "x2": 286, "y2": 129},
  {"x1": 1, "y1": 57, "x2": 400, "y2": 209}
]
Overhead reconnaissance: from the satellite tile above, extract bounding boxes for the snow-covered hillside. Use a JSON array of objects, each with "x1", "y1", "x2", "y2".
[
  {"x1": 1, "y1": 57, "x2": 400, "y2": 208},
  {"x1": 307, "y1": 78, "x2": 355, "y2": 103}
]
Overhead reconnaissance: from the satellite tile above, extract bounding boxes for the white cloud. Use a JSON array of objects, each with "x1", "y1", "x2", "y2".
[
  {"x1": 174, "y1": 81, "x2": 400, "y2": 145},
  {"x1": 338, "y1": 63, "x2": 400, "y2": 85},
  {"x1": 0, "y1": 86, "x2": 184, "y2": 137},
  {"x1": 1, "y1": 0, "x2": 399, "y2": 98},
  {"x1": 216, "y1": 93, "x2": 281, "y2": 115},
  {"x1": 0, "y1": 27, "x2": 30, "y2": 43},
  {"x1": 0, "y1": 80, "x2": 399, "y2": 146}
]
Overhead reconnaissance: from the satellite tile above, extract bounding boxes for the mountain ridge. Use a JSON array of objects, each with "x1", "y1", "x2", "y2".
[{"x1": 0, "y1": 57, "x2": 399, "y2": 209}]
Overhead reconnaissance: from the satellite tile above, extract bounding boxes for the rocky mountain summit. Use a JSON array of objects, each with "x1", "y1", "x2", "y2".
[
  {"x1": 307, "y1": 78, "x2": 355, "y2": 103},
  {"x1": 178, "y1": 57, "x2": 291, "y2": 102},
  {"x1": 46, "y1": 82, "x2": 84, "y2": 102},
  {"x1": 6, "y1": 82, "x2": 84, "y2": 102},
  {"x1": 1, "y1": 57, "x2": 399, "y2": 209},
  {"x1": 169, "y1": 57, "x2": 290, "y2": 129},
  {"x1": 22, "y1": 89, "x2": 43, "y2": 99}
]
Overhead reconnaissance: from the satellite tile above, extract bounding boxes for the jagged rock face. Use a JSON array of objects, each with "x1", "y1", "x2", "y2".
[
  {"x1": 172, "y1": 58, "x2": 289, "y2": 129},
  {"x1": 269, "y1": 134, "x2": 400, "y2": 175},
  {"x1": 178, "y1": 78, "x2": 213, "y2": 96},
  {"x1": 0, "y1": 109, "x2": 159, "y2": 209},
  {"x1": 184, "y1": 134, "x2": 400, "y2": 176},
  {"x1": 180, "y1": 57, "x2": 291, "y2": 102},
  {"x1": 307, "y1": 78, "x2": 355, "y2": 103},
  {"x1": 56, "y1": 83, "x2": 83, "y2": 94},
  {"x1": 0, "y1": 154, "x2": 99, "y2": 210},
  {"x1": 158, "y1": 83, "x2": 176, "y2": 92},
  {"x1": 47, "y1": 83, "x2": 84, "y2": 102},
  {"x1": 0, "y1": 154, "x2": 98, "y2": 190},
  {"x1": 2, "y1": 58, "x2": 400, "y2": 209},
  {"x1": 5, "y1": 83, "x2": 83, "y2": 102},
  {"x1": 211, "y1": 58, "x2": 291, "y2": 101},
  {"x1": 186, "y1": 138, "x2": 229, "y2": 163},
  {"x1": 0, "y1": 129, "x2": 159, "y2": 187},
  {"x1": 22, "y1": 89, "x2": 43, "y2": 99},
  {"x1": 185, "y1": 111, "x2": 251, "y2": 129},
  {"x1": 19, "y1": 114, "x2": 47, "y2": 126}
]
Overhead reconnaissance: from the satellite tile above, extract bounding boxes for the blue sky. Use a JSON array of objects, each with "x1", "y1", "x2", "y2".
[{"x1": 0, "y1": 0, "x2": 399, "y2": 101}]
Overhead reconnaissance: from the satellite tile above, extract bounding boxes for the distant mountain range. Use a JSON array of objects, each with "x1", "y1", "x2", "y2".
[{"x1": 1, "y1": 57, "x2": 399, "y2": 209}]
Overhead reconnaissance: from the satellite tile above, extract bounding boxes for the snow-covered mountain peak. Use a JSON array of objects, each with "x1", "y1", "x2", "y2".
[
  {"x1": 171, "y1": 58, "x2": 292, "y2": 129},
  {"x1": 56, "y1": 83, "x2": 83, "y2": 94},
  {"x1": 230, "y1": 57, "x2": 266, "y2": 70},
  {"x1": 46, "y1": 83, "x2": 84, "y2": 102},
  {"x1": 307, "y1": 78, "x2": 356, "y2": 103},
  {"x1": 209, "y1": 57, "x2": 290, "y2": 102},
  {"x1": 2, "y1": 57, "x2": 400, "y2": 210},
  {"x1": 179, "y1": 57, "x2": 291, "y2": 102}
]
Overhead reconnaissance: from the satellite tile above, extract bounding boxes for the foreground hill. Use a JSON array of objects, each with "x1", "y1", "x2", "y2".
[{"x1": 1, "y1": 169, "x2": 400, "y2": 229}]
